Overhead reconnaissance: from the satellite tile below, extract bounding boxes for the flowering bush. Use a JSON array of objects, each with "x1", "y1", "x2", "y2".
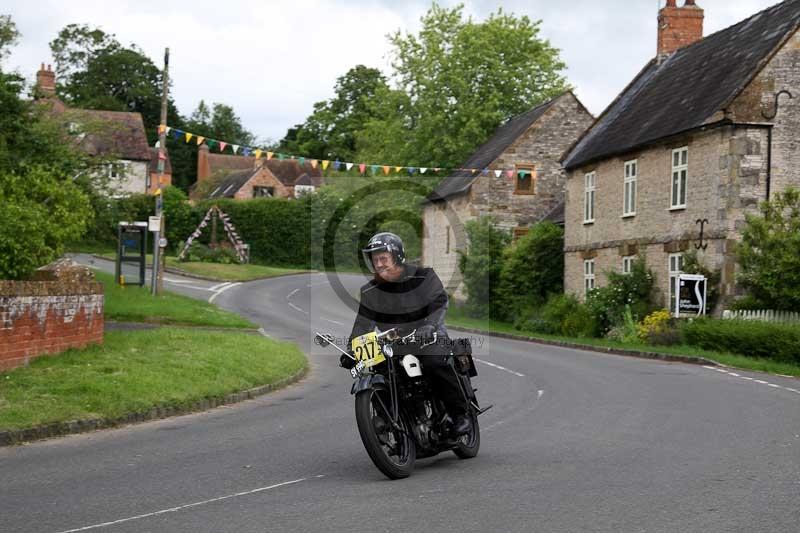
[
  {"x1": 637, "y1": 309, "x2": 672, "y2": 342},
  {"x1": 586, "y1": 258, "x2": 658, "y2": 335}
]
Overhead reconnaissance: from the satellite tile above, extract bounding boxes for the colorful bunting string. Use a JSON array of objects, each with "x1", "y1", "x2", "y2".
[{"x1": 160, "y1": 124, "x2": 537, "y2": 179}]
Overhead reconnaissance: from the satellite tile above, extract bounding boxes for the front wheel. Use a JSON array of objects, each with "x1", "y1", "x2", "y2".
[
  {"x1": 453, "y1": 410, "x2": 480, "y2": 459},
  {"x1": 355, "y1": 389, "x2": 416, "y2": 479}
]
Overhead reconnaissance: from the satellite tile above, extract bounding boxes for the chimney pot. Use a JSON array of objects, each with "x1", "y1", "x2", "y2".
[
  {"x1": 666, "y1": 0, "x2": 677, "y2": 6},
  {"x1": 658, "y1": 1, "x2": 704, "y2": 57},
  {"x1": 684, "y1": 0, "x2": 696, "y2": 5}
]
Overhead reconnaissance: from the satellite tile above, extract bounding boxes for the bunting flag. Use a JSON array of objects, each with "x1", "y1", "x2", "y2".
[
  {"x1": 506, "y1": 169, "x2": 514, "y2": 178},
  {"x1": 161, "y1": 124, "x2": 501, "y2": 180}
]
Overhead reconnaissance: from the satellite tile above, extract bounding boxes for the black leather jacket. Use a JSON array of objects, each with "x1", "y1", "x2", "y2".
[{"x1": 349, "y1": 264, "x2": 449, "y2": 341}]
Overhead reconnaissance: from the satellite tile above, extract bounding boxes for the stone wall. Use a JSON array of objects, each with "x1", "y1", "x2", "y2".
[
  {"x1": 0, "y1": 261, "x2": 104, "y2": 372},
  {"x1": 232, "y1": 167, "x2": 292, "y2": 200}
]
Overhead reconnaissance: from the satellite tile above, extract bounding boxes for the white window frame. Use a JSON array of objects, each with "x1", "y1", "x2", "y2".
[
  {"x1": 584, "y1": 172, "x2": 596, "y2": 224},
  {"x1": 670, "y1": 147, "x2": 688, "y2": 209},
  {"x1": 623, "y1": 160, "x2": 637, "y2": 216},
  {"x1": 584, "y1": 259, "x2": 596, "y2": 294},
  {"x1": 668, "y1": 253, "x2": 684, "y2": 312},
  {"x1": 107, "y1": 161, "x2": 128, "y2": 179},
  {"x1": 622, "y1": 256, "x2": 635, "y2": 274}
]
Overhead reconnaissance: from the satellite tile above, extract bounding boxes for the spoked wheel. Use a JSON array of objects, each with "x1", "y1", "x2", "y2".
[
  {"x1": 355, "y1": 389, "x2": 416, "y2": 479},
  {"x1": 453, "y1": 410, "x2": 480, "y2": 459}
]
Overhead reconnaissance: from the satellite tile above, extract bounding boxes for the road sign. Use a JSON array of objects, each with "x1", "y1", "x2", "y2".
[
  {"x1": 159, "y1": 237, "x2": 168, "y2": 248},
  {"x1": 148, "y1": 216, "x2": 162, "y2": 232}
]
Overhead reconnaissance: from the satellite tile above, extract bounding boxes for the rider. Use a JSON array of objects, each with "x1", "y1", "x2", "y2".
[{"x1": 344, "y1": 232, "x2": 471, "y2": 436}]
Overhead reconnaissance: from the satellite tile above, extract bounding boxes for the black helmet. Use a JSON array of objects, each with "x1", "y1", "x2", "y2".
[{"x1": 362, "y1": 232, "x2": 406, "y2": 273}]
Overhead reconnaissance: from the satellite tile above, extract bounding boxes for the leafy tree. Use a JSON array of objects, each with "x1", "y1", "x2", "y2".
[
  {"x1": 0, "y1": 14, "x2": 20, "y2": 61},
  {"x1": 496, "y1": 222, "x2": 564, "y2": 321},
  {"x1": 279, "y1": 65, "x2": 389, "y2": 161},
  {"x1": 737, "y1": 187, "x2": 800, "y2": 311},
  {"x1": 358, "y1": 3, "x2": 570, "y2": 167},
  {"x1": 458, "y1": 217, "x2": 511, "y2": 318},
  {"x1": 50, "y1": 24, "x2": 120, "y2": 87}
]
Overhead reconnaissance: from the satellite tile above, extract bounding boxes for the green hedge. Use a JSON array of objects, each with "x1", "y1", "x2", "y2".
[{"x1": 682, "y1": 319, "x2": 800, "y2": 364}]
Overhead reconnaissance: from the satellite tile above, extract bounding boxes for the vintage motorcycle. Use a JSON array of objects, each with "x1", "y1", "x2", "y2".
[{"x1": 315, "y1": 328, "x2": 491, "y2": 479}]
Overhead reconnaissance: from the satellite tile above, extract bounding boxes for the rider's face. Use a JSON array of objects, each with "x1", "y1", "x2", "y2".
[{"x1": 372, "y1": 252, "x2": 402, "y2": 281}]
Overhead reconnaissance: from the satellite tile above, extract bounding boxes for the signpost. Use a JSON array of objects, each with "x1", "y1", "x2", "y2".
[{"x1": 675, "y1": 274, "x2": 707, "y2": 317}]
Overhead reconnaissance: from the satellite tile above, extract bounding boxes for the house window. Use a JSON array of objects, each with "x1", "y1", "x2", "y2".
[
  {"x1": 294, "y1": 185, "x2": 315, "y2": 197},
  {"x1": 584, "y1": 172, "x2": 596, "y2": 223},
  {"x1": 107, "y1": 162, "x2": 127, "y2": 179},
  {"x1": 671, "y1": 147, "x2": 688, "y2": 209},
  {"x1": 622, "y1": 256, "x2": 635, "y2": 274},
  {"x1": 584, "y1": 259, "x2": 596, "y2": 295},
  {"x1": 515, "y1": 165, "x2": 536, "y2": 194},
  {"x1": 253, "y1": 186, "x2": 274, "y2": 198},
  {"x1": 623, "y1": 160, "x2": 637, "y2": 216},
  {"x1": 668, "y1": 253, "x2": 684, "y2": 312}
]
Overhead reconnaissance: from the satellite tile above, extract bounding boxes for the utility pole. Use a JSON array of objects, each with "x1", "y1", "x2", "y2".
[{"x1": 152, "y1": 47, "x2": 169, "y2": 296}]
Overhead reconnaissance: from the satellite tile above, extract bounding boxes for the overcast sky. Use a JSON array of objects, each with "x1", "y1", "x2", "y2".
[{"x1": 3, "y1": 0, "x2": 784, "y2": 145}]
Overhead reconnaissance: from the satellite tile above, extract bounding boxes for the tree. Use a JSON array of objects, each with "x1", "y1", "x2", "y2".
[
  {"x1": 737, "y1": 188, "x2": 800, "y2": 311},
  {"x1": 50, "y1": 24, "x2": 120, "y2": 87},
  {"x1": 279, "y1": 65, "x2": 389, "y2": 161},
  {"x1": 358, "y1": 3, "x2": 570, "y2": 167},
  {"x1": 458, "y1": 217, "x2": 511, "y2": 318},
  {"x1": 496, "y1": 222, "x2": 564, "y2": 321},
  {"x1": 0, "y1": 15, "x2": 20, "y2": 61}
]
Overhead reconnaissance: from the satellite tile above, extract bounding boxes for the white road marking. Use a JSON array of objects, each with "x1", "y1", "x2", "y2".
[
  {"x1": 288, "y1": 302, "x2": 309, "y2": 315},
  {"x1": 321, "y1": 316, "x2": 345, "y2": 326},
  {"x1": 163, "y1": 277, "x2": 193, "y2": 284},
  {"x1": 56, "y1": 476, "x2": 323, "y2": 533},
  {"x1": 208, "y1": 282, "x2": 241, "y2": 304},
  {"x1": 754, "y1": 379, "x2": 769, "y2": 384},
  {"x1": 209, "y1": 281, "x2": 232, "y2": 292},
  {"x1": 473, "y1": 358, "x2": 525, "y2": 377},
  {"x1": 702, "y1": 367, "x2": 799, "y2": 397},
  {"x1": 287, "y1": 288, "x2": 301, "y2": 299}
]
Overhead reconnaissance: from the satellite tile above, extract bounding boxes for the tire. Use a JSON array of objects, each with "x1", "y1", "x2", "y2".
[
  {"x1": 453, "y1": 410, "x2": 480, "y2": 459},
  {"x1": 355, "y1": 389, "x2": 416, "y2": 479}
]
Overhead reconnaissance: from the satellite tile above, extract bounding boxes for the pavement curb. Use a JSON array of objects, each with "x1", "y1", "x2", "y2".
[
  {"x1": 0, "y1": 364, "x2": 309, "y2": 447},
  {"x1": 449, "y1": 326, "x2": 719, "y2": 366}
]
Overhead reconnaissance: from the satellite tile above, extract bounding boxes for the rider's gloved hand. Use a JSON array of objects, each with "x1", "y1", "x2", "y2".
[
  {"x1": 417, "y1": 324, "x2": 437, "y2": 346},
  {"x1": 339, "y1": 352, "x2": 357, "y2": 369}
]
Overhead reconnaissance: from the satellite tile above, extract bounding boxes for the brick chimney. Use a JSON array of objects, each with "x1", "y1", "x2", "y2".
[
  {"x1": 198, "y1": 143, "x2": 211, "y2": 182},
  {"x1": 658, "y1": 0, "x2": 704, "y2": 58},
  {"x1": 36, "y1": 63, "x2": 56, "y2": 97}
]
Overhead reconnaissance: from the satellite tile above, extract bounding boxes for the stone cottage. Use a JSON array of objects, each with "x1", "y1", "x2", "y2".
[
  {"x1": 422, "y1": 91, "x2": 594, "y2": 298},
  {"x1": 561, "y1": 0, "x2": 800, "y2": 312},
  {"x1": 196, "y1": 144, "x2": 323, "y2": 200},
  {"x1": 34, "y1": 64, "x2": 171, "y2": 195}
]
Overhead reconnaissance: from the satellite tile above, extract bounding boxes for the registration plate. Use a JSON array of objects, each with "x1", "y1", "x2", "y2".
[{"x1": 350, "y1": 332, "x2": 386, "y2": 370}]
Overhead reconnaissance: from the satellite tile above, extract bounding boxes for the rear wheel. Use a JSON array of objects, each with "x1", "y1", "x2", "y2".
[
  {"x1": 453, "y1": 410, "x2": 480, "y2": 459},
  {"x1": 355, "y1": 389, "x2": 416, "y2": 479}
]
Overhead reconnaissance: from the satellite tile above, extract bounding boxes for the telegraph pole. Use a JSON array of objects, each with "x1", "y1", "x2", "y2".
[{"x1": 152, "y1": 47, "x2": 169, "y2": 295}]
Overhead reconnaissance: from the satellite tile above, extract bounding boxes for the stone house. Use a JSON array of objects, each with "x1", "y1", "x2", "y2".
[
  {"x1": 421, "y1": 92, "x2": 594, "y2": 298},
  {"x1": 561, "y1": 0, "x2": 800, "y2": 313},
  {"x1": 196, "y1": 144, "x2": 323, "y2": 200},
  {"x1": 34, "y1": 64, "x2": 171, "y2": 195}
]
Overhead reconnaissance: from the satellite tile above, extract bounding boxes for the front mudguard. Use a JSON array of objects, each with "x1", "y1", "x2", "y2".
[{"x1": 350, "y1": 373, "x2": 387, "y2": 395}]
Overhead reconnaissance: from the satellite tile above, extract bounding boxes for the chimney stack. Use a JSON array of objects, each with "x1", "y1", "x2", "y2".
[
  {"x1": 36, "y1": 63, "x2": 56, "y2": 97},
  {"x1": 658, "y1": 0, "x2": 704, "y2": 58},
  {"x1": 198, "y1": 143, "x2": 211, "y2": 182}
]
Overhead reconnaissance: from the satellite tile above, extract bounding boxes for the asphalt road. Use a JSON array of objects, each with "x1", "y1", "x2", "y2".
[{"x1": 2, "y1": 262, "x2": 799, "y2": 532}]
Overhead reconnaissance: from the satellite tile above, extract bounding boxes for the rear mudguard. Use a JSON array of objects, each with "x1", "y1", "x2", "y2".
[{"x1": 350, "y1": 373, "x2": 387, "y2": 395}]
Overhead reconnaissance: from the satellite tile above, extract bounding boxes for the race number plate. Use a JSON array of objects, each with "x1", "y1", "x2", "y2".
[{"x1": 350, "y1": 332, "x2": 386, "y2": 369}]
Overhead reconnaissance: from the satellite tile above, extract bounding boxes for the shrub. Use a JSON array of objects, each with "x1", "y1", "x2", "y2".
[
  {"x1": 586, "y1": 258, "x2": 658, "y2": 335},
  {"x1": 682, "y1": 319, "x2": 800, "y2": 364},
  {"x1": 458, "y1": 217, "x2": 511, "y2": 319},
  {"x1": 638, "y1": 309, "x2": 672, "y2": 342},
  {"x1": 496, "y1": 222, "x2": 564, "y2": 322},
  {"x1": 179, "y1": 241, "x2": 239, "y2": 264},
  {"x1": 515, "y1": 294, "x2": 595, "y2": 338}
]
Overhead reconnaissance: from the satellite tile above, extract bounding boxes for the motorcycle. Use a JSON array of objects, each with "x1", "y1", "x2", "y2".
[{"x1": 315, "y1": 328, "x2": 491, "y2": 479}]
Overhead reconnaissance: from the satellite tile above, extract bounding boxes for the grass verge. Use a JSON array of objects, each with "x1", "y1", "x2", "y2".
[
  {"x1": 94, "y1": 252, "x2": 308, "y2": 282},
  {"x1": 446, "y1": 308, "x2": 800, "y2": 378},
  {"x1": 96, "y1": 270, "x2": 256, "y2": 328},
  {"x1": 0, "y1": 328, "x2": 306, "y2": 431}
]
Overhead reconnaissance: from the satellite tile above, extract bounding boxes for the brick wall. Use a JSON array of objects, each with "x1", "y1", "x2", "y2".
[
  {"x1": 0, "y1": 262, "x2": 104, "y2": 372},
  {"x1": 233, "y1": 167, "x2": 292, "y2": 199}
]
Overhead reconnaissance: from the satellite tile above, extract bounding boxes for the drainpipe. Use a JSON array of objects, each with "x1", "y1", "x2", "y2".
[{"x1": 760, "y1": 90, "x2": 793, "y2": 201}]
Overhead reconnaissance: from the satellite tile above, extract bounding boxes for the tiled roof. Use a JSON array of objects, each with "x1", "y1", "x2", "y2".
[
  {"x1": 208, "y1": 169, "x2": 257, "y2": 199},
  {"x1": 563, "y1": 0, "x2": 800, "y2": 170},
  {"x1": 427, "y1": 94, "x2": 565, "y2": 202},
  {"x1": 71, "y1": 109, "x2": 151, "y2": 161},
  {"x1": 206, "y1": 154, "x2": 322, "y2": 186}
]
